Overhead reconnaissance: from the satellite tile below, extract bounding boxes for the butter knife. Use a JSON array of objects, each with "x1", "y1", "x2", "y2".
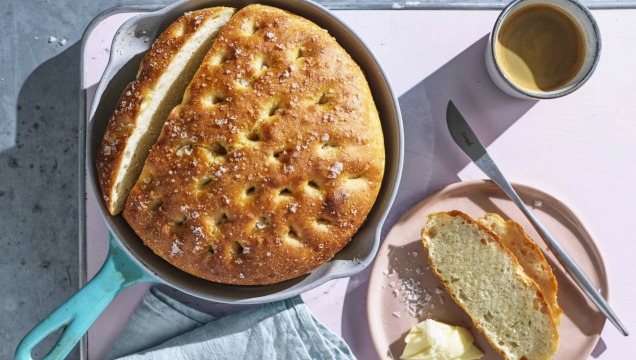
[{"x1": 446, "y1": 100, "x2": 628, "y2": 336}]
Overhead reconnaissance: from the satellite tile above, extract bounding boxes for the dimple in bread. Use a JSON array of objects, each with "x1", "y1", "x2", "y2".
[
  {"x1": 124, "y1": 5, "x2": 385, "y2": 285},
  {"x1": 478, "y1": 213, "x2": 562, "y2": 326},
  {"x1": 97, "y1": 7, "x2": 236, "y2": 215},
  {"x1": 421, "y1": 211, "x2": 559, "y2": 360}
]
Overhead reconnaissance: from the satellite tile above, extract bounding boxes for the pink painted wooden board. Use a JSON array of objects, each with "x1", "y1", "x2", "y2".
[{"x1": 83, "y1": 8, "x2": 636, "y2": 360}]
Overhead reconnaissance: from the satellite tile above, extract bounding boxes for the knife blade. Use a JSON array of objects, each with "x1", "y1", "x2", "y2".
[
  {"x1": 446, "y1": 100, "x2": 486, "y2": 162},
  {"x1": 446, "y1": 100, "x2": 629, "y2": 336}
]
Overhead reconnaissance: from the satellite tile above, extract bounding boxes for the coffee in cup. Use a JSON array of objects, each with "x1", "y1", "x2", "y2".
[{"x1": 486, "y1": 0, "x2": 601, "y2": 99}]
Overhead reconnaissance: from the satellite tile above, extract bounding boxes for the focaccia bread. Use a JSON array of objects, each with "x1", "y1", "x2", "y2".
[
  {"x1": 124, "y1": 4, "x2": 385, "y2": 285},
  {"x1": 479, "y1": 213, "x2": 562, "y2": 326},
  {"x1": 97, "y1": 7, "x2": 235, "y2": 215},
  {"x1": 421, "y1": 211, "x2": 559, "y2": 360}
]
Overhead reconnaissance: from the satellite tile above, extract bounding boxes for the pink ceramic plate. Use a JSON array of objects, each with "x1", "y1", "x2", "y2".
[{"x1": 367, "y1": 180, "x2": 608, "y2": 360}]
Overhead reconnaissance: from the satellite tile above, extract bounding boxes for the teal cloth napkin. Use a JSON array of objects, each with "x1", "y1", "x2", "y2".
[{"x1": 107, "y1": 288, "x2": 355, "y2": 360}]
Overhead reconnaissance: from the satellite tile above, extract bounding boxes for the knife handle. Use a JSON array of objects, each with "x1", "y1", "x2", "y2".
[{"x1": 474, "y1": 154, "x2": 629, "y2": 336}]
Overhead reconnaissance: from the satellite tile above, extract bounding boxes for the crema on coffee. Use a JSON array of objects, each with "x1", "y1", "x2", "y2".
[{"x1": 495, "y1": 4, "x2": 586, "y2": 93}]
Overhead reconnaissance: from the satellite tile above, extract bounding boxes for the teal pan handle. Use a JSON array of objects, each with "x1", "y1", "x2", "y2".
[{"x1": 15, "y1": 233, "x2": 158, "y2": 360}]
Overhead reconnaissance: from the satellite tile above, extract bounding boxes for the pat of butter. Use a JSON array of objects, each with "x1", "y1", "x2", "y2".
[{"x1": 400, "y1": 319, "x2": 483, "y2": 360}]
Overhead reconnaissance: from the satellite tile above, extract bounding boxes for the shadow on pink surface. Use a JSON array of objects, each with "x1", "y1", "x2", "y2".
[{"x1": 380, "y1": 34, "x2": 537, "y2": 237}]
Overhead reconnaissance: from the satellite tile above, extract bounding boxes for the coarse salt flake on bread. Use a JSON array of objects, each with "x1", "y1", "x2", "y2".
[
  {"x1": 123, "y1": 4, "x2": 385, "y2": 285},
  {"x1": 97, "y1": 7, "x2": 236, "y2": 215},
  {"x1": 421, "y1": 211, "x2": 559, "y2": 360}
]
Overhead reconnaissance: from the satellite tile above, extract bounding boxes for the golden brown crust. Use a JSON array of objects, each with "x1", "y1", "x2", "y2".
[
  {"x1": 123, "y1": 5, "x2": 385, "y2": 285},
  {"x1": 421, "y1": 211, "x2": 559, "y2": 360},
  {"x1": 96, "y1": 7, "x2": 235, "y2": 215}
]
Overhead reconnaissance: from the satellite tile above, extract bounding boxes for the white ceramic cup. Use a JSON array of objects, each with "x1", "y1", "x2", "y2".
[{"x1": 486, "y1": 0, "x2": 601, "y2": 99}]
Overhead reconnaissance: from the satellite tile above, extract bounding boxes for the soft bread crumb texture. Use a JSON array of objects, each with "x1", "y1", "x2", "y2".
[
  {"x1": 123, "y1": 4, "x2": 385, "y2": 285},
  {"x1": 97, "y1": 7, "x2": 236, "y2": 215},
  {"x1": 421, "y1": 211, "x2": 559, "y2": 360},
  {"x1": 478, "y1": 213, "x2": 562, "y2": 326}
]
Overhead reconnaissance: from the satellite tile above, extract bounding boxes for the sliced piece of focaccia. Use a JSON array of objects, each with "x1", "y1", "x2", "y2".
[
  {"x1": 97, "y1": 7, "x2": 236, "y2": 215},
  {"x1": 422, "y1": 211, "x2": 559, "y2": 360},
  {"x1": 478, "y1": 213, "x2": 562, "y2": 326},
  {"x1": 124, "y1": 5, "x2": 385, "y2": 285}
]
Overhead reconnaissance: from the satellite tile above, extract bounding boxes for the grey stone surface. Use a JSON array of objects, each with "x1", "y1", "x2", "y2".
[{"x1": 0, "y1": 1, "x2": 171, "y2": 358}]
